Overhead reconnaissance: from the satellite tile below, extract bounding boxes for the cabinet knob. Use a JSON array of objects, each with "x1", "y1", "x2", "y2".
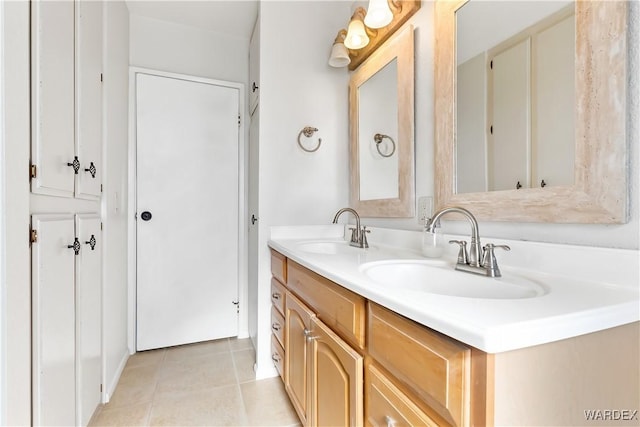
[
  {"x1": 67, "y1": 237, "x2": 81, "y2": 255},
  {"x1": 303, "y1": 328, "x2": 318, "y2": 342},
  {"x1": 384, "y1": 415, "x2": 396, "y2": 427},
  {"x1": 271, "y1": 292, "x2": 281, "y2": 300},
  {"x1": 85, "y1": 234, "x2": 97, "y2": 250},
  {"x1": 271, "y1": 322, "x2": 281, "y2": 332},
  {"x1": 84, "y1": 161, "x2": 97, "y2": 178},
  {"x1": 271, "y1": 353, "x2": 281, "y2": 363},
  {"x1": 67, "y1": 156, "x2": 80, "y2": 174}
]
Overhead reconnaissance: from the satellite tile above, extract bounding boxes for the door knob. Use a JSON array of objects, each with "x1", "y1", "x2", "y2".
[
  {"x1": 251, "y1": 214, "x2": 258, "y2": 225},
  {"x1": 140, "y1": 211, "x2": 152, "y2": 221}
]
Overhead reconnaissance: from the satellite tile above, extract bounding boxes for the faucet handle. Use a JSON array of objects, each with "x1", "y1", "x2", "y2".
[
  {"x1": 449, "y1": 240, "x2": 469, "y2": 265},
  {"x1": 482, "y1": 243, "x2": 510, "y2": 277},
  {"x1": 361, "y1": 226, "x2": 370, "y2": 248},
  {"x1": 348, "y1": 227, "x2": 359, "y2": 244}
]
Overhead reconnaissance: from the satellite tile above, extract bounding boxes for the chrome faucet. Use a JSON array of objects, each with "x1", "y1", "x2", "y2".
[
  {"x1": 332, "y1": 208, "x2": 369, "y2": 248},
  {"x1": 425, "y1": 207, "x2": 509, "y2": 277}
]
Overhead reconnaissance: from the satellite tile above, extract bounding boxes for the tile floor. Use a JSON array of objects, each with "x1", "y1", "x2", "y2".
[{"x1": 89, "y1": 338, "x2": 300, "y2": 426}]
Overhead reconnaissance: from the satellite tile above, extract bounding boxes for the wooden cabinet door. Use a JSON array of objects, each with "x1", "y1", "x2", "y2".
[
  {"x1": 31, "y1": 0, "x2": 76, "y2": 197},
  {"x1": 75, "y1": 0, "x2": 103, "y2": 200},
  {"x1": 31, "y1": 214, "x2": 77, "y2": 426},
  {"x1": 285, "y1": 292, "x2": 314, "y2": 425},
  {"x1": 309, "y1": 317, "x2": 363, "y2": 427},
  {"x1": 76, "y1": 214, "x2": 102, "y2": 426}
]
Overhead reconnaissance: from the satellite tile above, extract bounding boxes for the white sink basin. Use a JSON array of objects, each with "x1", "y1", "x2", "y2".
[{"x1": 360, "y1": 260, "x2": 547, "y2": 299}]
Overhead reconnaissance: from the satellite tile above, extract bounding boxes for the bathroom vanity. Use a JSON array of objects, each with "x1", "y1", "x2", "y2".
[{"x1": 268, "y1": 225, "x2": 639, "y2": 426}]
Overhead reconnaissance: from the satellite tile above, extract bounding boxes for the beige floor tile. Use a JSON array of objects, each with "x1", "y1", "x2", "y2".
[
  {"x1": 233, "y1": 349, "x2": 256, "y2": 383},
  {"x1": 241, "y1": 377, "x2": 301, "y2": 426},
  {"x1": 164, "y1": 339, "x2": 230, "y2": 362},
  {"x1": 156, "y1": 352, "x2": 237, "y2": 399},
  {"x1": 89, "y1": 402, "x2": 151, "y2": 426},
  {"x1": 229, "y1": 337, "x2": 254, "y2": 352},
  {"x1": 126, "y1": 348, "x2": 166, "y2": 369},
  {"x1": 149, "y1": 385, "x2": 247, "y2": 426}
]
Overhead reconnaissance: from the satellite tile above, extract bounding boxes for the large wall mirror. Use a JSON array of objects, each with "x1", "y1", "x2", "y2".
[
  {"x1": 434, "y1": 0, "x2": 628, "y2": 223},
  {"x1": 349, "y1": 25, "x2": 415, "y2": 217}
]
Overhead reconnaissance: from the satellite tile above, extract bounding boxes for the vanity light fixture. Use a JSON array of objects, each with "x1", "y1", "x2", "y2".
[
  {"x1": 344, "y1": 7, "x2": 370, "y2": 50},
  {"x1": 328, "y1": 29, "x2": 351, "y2": 68},
  {"x1": 364, "y1": 0, "x2": 394, "y2": 29}
]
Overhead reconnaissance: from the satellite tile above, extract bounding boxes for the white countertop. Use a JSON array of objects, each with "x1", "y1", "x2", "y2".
[{"x1": 268, "y1": 225, "x2": 640, "y2": 353}]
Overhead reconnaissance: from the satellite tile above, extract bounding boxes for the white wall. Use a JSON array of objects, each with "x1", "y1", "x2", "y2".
[
  {"x1": 103, "y1": 0, "x2": 130, "y2": 401},
  {"x1": 360, "y1": 1, "x2": 640, "y2": 251},
  {"x1": 129, "y1": 14, "x2": 248, "y2": 84},
  {"x1": 254, "y1": 0, "x2": 351, "y2": 377},
  {"x1": 0, "y1": 1, "x2": 31, "y2": 424}
]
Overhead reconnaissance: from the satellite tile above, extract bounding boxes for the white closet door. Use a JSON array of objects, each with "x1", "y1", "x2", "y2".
[
  {"x1": 75, "y1": 0, "x2": 103, "y2": 200},
  {"x1": 31, "y1": 1, "x2": 76, "y2": 197},
  {"x1": 489, "y1": 38, "x2": 531, "y2": 191},
  {"x1": 32, "y1": 214, "x2": 76, "y2": 426},
  {"x1": 136, "y1": 72, "x2": 240, "y2": 351},
  {"x1": 533, "y1": 15, "x2": 575, "y2": 188},
  {"x1": 76, "y1": 214, "x2": 102, "y2": 426}
]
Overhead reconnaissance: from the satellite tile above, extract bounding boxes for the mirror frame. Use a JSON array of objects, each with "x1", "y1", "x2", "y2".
[
  {"x1": 349, "y1": 25, "x2": 415, "y2": 217},
  {"x1": 434, "y1": 0, "x2": 628, "y2": 223}
]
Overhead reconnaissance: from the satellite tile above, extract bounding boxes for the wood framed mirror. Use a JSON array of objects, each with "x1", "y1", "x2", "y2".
[
  {"x1": 434, "y1": 0, "x2": 628, "y2": 223},
  {"x1": 349, "y1": 25, "x2": 415, "y2": 217}
]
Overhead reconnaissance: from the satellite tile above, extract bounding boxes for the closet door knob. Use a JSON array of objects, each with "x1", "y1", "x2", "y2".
[
  {"x1": 85, "y1": 234, "x2": 97, "y2": 250},
  {"x1": 252, "y1": 82, "x2": 259, "y2": 93},
  {"x1": 140, "y1": 211, "x2": 152, "y2": 221},
  {"x1": 67, "y1": 237, "x2": 81, "y2": 255}
]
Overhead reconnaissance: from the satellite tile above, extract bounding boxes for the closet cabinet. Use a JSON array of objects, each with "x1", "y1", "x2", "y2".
[
  {"x1": 31, "y1": 214, "x2": 102, "y2": 426},
  {"x1": 31, "y1": 0, "x2": 103, "y2": 199}
]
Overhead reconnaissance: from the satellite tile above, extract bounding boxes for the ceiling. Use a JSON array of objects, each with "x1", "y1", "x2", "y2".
[{"x1": 125, "y1": 1, "x2": 259, "y2": 40}]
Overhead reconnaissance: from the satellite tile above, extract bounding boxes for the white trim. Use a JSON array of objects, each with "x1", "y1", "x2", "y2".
[
  {"x1": 104, "y1": 349, "x2": 129, "y2": 403},
  {"x1": 0, "y1": 0, "x2": 6, "y2": 420},
  {"x1": 127, "y1": 67, "x2": 248, "y2": 352}
]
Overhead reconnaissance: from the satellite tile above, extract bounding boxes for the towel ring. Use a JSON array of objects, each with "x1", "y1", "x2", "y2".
[
  {"x1": 297, "y1": 127, "x2": 322, "y2": 152},
  {"x1": 374, "y1": 133, "x2": 396, "y2": 157}
]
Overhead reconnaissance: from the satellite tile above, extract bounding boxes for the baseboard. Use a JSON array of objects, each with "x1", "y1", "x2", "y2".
[
  {"x1": 254, "y1": 361, "x2": 278, "y2": 381},
  {"x1": 104, "y1": 350, "x2": 130, "y2": 403}
]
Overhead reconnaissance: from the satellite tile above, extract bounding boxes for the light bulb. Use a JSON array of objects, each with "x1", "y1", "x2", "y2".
[{"x1": 344, "y1": 8, "x2": 369, "y2": 50}]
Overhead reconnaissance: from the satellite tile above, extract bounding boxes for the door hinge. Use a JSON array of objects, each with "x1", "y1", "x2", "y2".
[
  {"x1": 100, "y1": 73, "x2": 103, "y2": 82},
  {"x1": 30, "y1": 164, "x2": 37, "y2": 180},
  {"x1": 101, "y1": 184, "x2": 103, "y2": 193},
  {"x1": 100, "y1": 384, "x2": 103, "y2": 392},
  {"x1": 232, "y1": 300, "x2": 239, "y2": 314},
  {"x1": 490, "y1": 60, "x2": 493, "y2": 69},
  {"x1": 238, "y1": 114, "x2": 241, "y2": 127},
  {"x1": 101, "y1": 222, "x2": 103, "y2": 231},
  {"x1": 30, "y1": 228, "x2": 38, "y2": 244}
]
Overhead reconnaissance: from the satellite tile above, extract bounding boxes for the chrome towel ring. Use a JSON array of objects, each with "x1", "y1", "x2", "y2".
[
  {"x1": 297, "y1": 126, "x2": 322, "y2": 152},
  {"x1": 374, "y1": 133, "x2": 396, "y2": 157}
]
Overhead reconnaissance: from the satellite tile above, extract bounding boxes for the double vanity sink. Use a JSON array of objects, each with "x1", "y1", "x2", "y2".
[{"x1": 269, "y1": 225, "x2": 639, "y2": 353}]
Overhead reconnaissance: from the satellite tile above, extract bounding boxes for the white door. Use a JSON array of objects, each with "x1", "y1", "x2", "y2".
[
  {"x1": 75, "y1": 0, "x2": 103, "y2": 200},
  {"x1": 31, "y1": 0, "x2": 76, "y2": 197},
  {"x1": 31, "y1": 214, "x2": 76, "y2": 426},
  {"x1": 135, "y1": 72, "x2": 240, "y2": 351},
  {"x1": 76, "y1": 214, "x2": 102, "y2": 426}
]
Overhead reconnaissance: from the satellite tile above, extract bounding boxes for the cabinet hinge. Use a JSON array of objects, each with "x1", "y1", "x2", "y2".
[
  {"x1": 490, "y1": 60, "x2": 493, "y2": 70},
  {"x1": 30, "y1": 164, "x2": 37, "y2": 180},
  {"x1": 101, "y1": 222, "x2": 103, "y2": 231},
  {"x1": 232, "y1": 300, "x2": 239, "y2": 314},
  {"x1": 238, "y1": 114, "x2": 241, "y2": 127},
  {"x1": 30, "y1": 228, "x2": 38, "y2": 244},
  {"x1": 100, "y1": 73, "x2": 103, "y2": 82},
  {"x1": 100, "y1": 384, "x2": 103, "y2": 393},
  {"x1": 101, "y1": 184, "x2": 103, "y2": 193}
]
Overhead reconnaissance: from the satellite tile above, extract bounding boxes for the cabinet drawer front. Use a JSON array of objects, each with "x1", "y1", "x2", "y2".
[
  {"x1": 271, "y1": 335, "x2": 285, "y2": 379},
  {"x1": 368, "y1": 303, "x2": 470, "y2": 426},
  {"x1": 271, "y1": 306, "x2": 285, "y2": 347},
  {"x1": 271, "y1": 278, "x2": 286, "y2": 315},
  {"x1": 287, "y1": 260, "x2": 366, "y2": 349},
  {"x1": 365, "y1": 363, "x2": 441, "y2": 427},
  {"x1": 271, "y1": 249, "x2": 287, "y2": 284}
]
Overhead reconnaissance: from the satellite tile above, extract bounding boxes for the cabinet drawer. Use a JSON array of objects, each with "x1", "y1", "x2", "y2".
[
  {"x1": 365, "y1": 363, "x2": 441, "y2": 427},
  {"x1": 368, "y1": 303, "x2": 470, "y2": 426},
  {"x1": 271, "y1": 335, "x2": 285, "y2": 379},
  {"x1": 287, "y1": 260, "x2": 365, "y2": 349},
  {"x1": 271, "y1": 278, "x2": 286, "y2": 315},
  {"x1": 271, "y1": 249, "x2": 287, "y2": 284},
  {"x1": 271, "y1": 306, "x2": 285, "y2": 347}
]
